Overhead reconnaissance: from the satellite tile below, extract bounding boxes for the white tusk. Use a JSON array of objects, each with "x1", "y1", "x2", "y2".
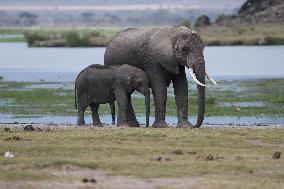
[
  {"x1": 205, "y1": 70, "x2": 218, "y2": 85},
  {"x1": 188, "y1": 68, "x2": 207, "y2": 87}
]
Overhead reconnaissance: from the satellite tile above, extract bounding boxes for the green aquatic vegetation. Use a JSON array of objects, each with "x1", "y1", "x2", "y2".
[
  {"x1": 0, "y1": 37, "x2": 25, "y2": 43},
  {"x1": 23, "y1": 28, "x2": 121, "y2": 47},
  {"x1": 0, "y1": 80, "x2": 283, "y2": 117}
]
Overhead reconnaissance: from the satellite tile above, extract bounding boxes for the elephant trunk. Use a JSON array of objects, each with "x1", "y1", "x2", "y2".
[
  {"x1": 144, "y1": 89, "x2": 150, "y2": 127},
  {"x1": 187, "y1": 55, "x2": 206, "y2": 128},
  {"x1": 195, "y1": 69, "x2": 205, "y2": 128}
]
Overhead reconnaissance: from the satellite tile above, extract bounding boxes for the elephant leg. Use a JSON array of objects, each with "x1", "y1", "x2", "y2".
[
  {"x1": 114, "y1": 88, "x2": 129, "y2": 127},
  {"x1": 172, "y1": 68, "x2": 193, "y2": 128},
  {"x1": 109, "y1": 102, "x2": 116, "y2": 125},
  {"x1": 90, "y1": 103, "x2": 103, "y2": 127},
  {"x1": 151, "y1": 77, "x2": 168, "y2": 128},
  {"x1": 77, "y1": 96, "x2": 89, "y2": 126},
  {"x1": 127, "y1": 94, "x2": 140, "y2": 127}
]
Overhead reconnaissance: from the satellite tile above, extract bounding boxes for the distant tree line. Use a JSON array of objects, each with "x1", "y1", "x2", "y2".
[{"x1": 0, "y1": 9, "x2": 228, "y2": 27}]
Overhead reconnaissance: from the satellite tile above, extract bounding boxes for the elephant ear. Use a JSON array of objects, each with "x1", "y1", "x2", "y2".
[
  {"x1": 149, "y1": 27, "x2": 179, "y2": 74},
  {"x1": 114, "y1": 70, "x2": 133, "y2": 93}
]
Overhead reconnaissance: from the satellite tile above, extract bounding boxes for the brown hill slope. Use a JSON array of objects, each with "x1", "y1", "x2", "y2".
[{"x1": 217, "y1": 0, "x2": 284, "y2": 24}]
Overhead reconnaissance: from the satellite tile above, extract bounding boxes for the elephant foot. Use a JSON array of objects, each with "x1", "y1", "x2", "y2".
[
  {"x1": 93, "y1": 122, "x2": 104, "y2": 127},
  {"x1": 77, "y1": 121, "x2": 86, "y2": 126},
  {"x1": 152, "y1": 120, "x2": 168, "y2": 128},
  {"x1": 128, "y1": 119, "x2": 140, "y2": 127},
  {"x1": 117, "y1": 123, "x2": 131, "y2": 128},
  {"x1": 176, "y1": 120, "x2": 193, "y2": 128}
]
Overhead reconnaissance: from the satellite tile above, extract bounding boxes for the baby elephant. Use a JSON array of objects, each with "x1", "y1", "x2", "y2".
[{"x1": 75, "y1": 64, "x2": 150, "y2": 127}]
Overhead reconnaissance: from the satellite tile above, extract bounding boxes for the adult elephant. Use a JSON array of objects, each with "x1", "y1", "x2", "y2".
[{"x1": 104, "y1": 26, "x2": 216, "y2": 128}]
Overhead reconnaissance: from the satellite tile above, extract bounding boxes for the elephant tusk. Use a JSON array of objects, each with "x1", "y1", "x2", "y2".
[
  {"x1": 205, "y1": 70, "x2": 218, "y2": 85},
  {"x1": 188, "y1": 68, "x2": 207, "y2": 87}
]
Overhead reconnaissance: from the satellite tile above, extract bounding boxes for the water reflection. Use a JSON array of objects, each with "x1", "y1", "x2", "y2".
[{"x1": 0, "y1": 113, "x2": 283, "y2": 126}]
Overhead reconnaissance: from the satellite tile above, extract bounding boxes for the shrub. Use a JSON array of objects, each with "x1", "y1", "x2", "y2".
[
  {"x1": 64, "y1": 32, "x2": 81, "y2": 47},
  {"x1": 181, "y1": 19, "x2": 192, "y2": 28},
  {"x1": 194, "y1": 15, "x2": 211, "y2": 27},
  {"x1": 24, "y1": 32, "x2": 48, "y2": 46},
  {"x1": 263, "y1": 36, "x2": 284, "y2": 45}
]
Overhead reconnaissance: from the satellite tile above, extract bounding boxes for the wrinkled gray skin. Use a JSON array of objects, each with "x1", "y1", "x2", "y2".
[
  {"x1": 75, "y1": 64, "x2": 150, "y2": 127},
  {"x1": 105, "y1": 26, "x2": 205, "y2": 128}
]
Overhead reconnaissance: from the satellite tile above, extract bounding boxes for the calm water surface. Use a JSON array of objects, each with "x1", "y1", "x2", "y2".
[
  {"x1": 0, "y1": 113, "x2": 283, "y2": 126},
  {"x1": 0, "y1": 43, "x2": 283, "y2": 81},
  {"x1": 0, "y1": 43, "x2": 284, "y2": 125}
]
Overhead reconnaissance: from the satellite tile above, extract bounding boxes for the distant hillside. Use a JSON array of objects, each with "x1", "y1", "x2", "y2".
[
  {"x1": 0, "y1": 0, "x2": 247, "y2": 27},
  {"x1": 0, "y1": 0, "x2": 245, "y2": 9},
  {"x1": 216, "y1": 0, "x2": 284, "y2": 25}
]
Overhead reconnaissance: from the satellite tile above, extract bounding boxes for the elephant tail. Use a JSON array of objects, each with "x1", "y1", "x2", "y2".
[{"x1": 74, "y1": 82, "x2": 77, "y2": 109}]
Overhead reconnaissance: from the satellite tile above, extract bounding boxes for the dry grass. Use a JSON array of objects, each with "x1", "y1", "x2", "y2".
[
  {"x1": 0, "y1": 125, "x2": 283, "y2": 189},
  {"x1": 199, "y1": 24, "x2": 284, "y2": 45}
]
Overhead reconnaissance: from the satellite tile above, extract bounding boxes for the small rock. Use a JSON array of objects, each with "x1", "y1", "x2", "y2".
[
  {"x1": 150, "y1": 156, "x2": 170, "y2": 162},
  {"x1": 187, "y1": 151, "x2": 197, "y2": 155},
  {"x1": 24, "y1": 125, "x2": 35, "y2": 131},
  {"x1": 4, "y1": 136, "x2": 21, "y2": 141},
  {"x1": 4, "y1": 151, "x2": 14, "y2": 159},
  {"x1": 206, "y1": 154, "x2": 214, "y2": 161},
  {"x1": 82, "y1": 178, "x2": 97, "y2": 184},
  {"x1": 89, "y1": 178, "x2": 97, "y2": 183},
  {"x1": 4, "y1": 127, "x2": 11, "y2": 132},
  {"x1": 235, "y1": 156, "x2": 243, "y2": 161},
  {"x1": 172, "y1": 149, "x2": 184, "y2": 155},
  {"x1": 249, "y1": 170, "x2": 254, "y2": 174},
  {"x1": 151, "y1": 156, "x2": 163, "y2": 161},
  {"x1": 272, "y1": 151, "x2": 281, "y2": 159}
]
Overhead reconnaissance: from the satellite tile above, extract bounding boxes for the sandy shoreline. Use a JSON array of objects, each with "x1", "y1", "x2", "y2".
[{"x1": 1, "y1": 123, "x2": 284, "y2": 128}]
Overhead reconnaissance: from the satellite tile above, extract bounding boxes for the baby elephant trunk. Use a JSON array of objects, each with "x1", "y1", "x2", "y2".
[{"x1": 144, "y1": 89, "x2": 150, "y2": 127}]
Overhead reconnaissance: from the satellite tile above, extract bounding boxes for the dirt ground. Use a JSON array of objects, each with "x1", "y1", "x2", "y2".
[{"x1": 0, "y1": 164, "x2": 203, "y2": 189}]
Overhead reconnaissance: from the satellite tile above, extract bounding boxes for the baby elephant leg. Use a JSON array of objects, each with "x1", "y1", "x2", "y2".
[
  {"x1": 114, "y1": 88, "x2": 129, "y2": 127},
  {"x1": 90, "y1": 103, "x2": 103, "y2": 127},
  {"x1": 109, "y1": 102, "x2": 116, "y2": 125},
  {"x1": 127, "y1": 94, "x2": 140, "y2": 127},
  {"x1": 77, "y1": 107, "x2": 86, "y2": 126},
  {"x1": 77, "y1": 97, "x2": 89, "y2": 126}
]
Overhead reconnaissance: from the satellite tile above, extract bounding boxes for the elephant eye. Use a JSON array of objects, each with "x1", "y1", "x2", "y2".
[
  {"x1": 181, "y1": 47, "x2": 187, "y2": 52},
  {"x1": 137, "y1": 80, "x2": 143, "y2": 86}
]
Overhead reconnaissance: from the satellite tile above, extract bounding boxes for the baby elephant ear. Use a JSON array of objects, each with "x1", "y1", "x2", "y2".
[{"x1": 115, "y1": 75, "x2": 133, "y2": 93}]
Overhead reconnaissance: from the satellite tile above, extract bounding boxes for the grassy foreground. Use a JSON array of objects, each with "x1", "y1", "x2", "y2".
[{"x1": 0, "y1": 126, "x2": 283, "y2": 188}]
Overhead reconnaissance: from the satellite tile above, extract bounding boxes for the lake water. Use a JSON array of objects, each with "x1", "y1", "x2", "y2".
[
  {"x1": 0, "y1": 43, "x2": 284, "y2": 125},
  {"x1": 0, "y1": 113, "x2": 283, "y2": 126},
  {"x1": 0, "y1": 43, "x2": 284, "y2": 82}
]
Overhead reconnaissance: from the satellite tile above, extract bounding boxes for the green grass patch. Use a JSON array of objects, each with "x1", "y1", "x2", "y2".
[
  {"x1": 0, "y1": 79, "x2": 283, "y2": 117},
  {"x1": 0, "y1": 37, "x2": 25, "y2": 43},
  {"x1": 1, "y1": 24, "x2": 284, "y2": 46}
]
